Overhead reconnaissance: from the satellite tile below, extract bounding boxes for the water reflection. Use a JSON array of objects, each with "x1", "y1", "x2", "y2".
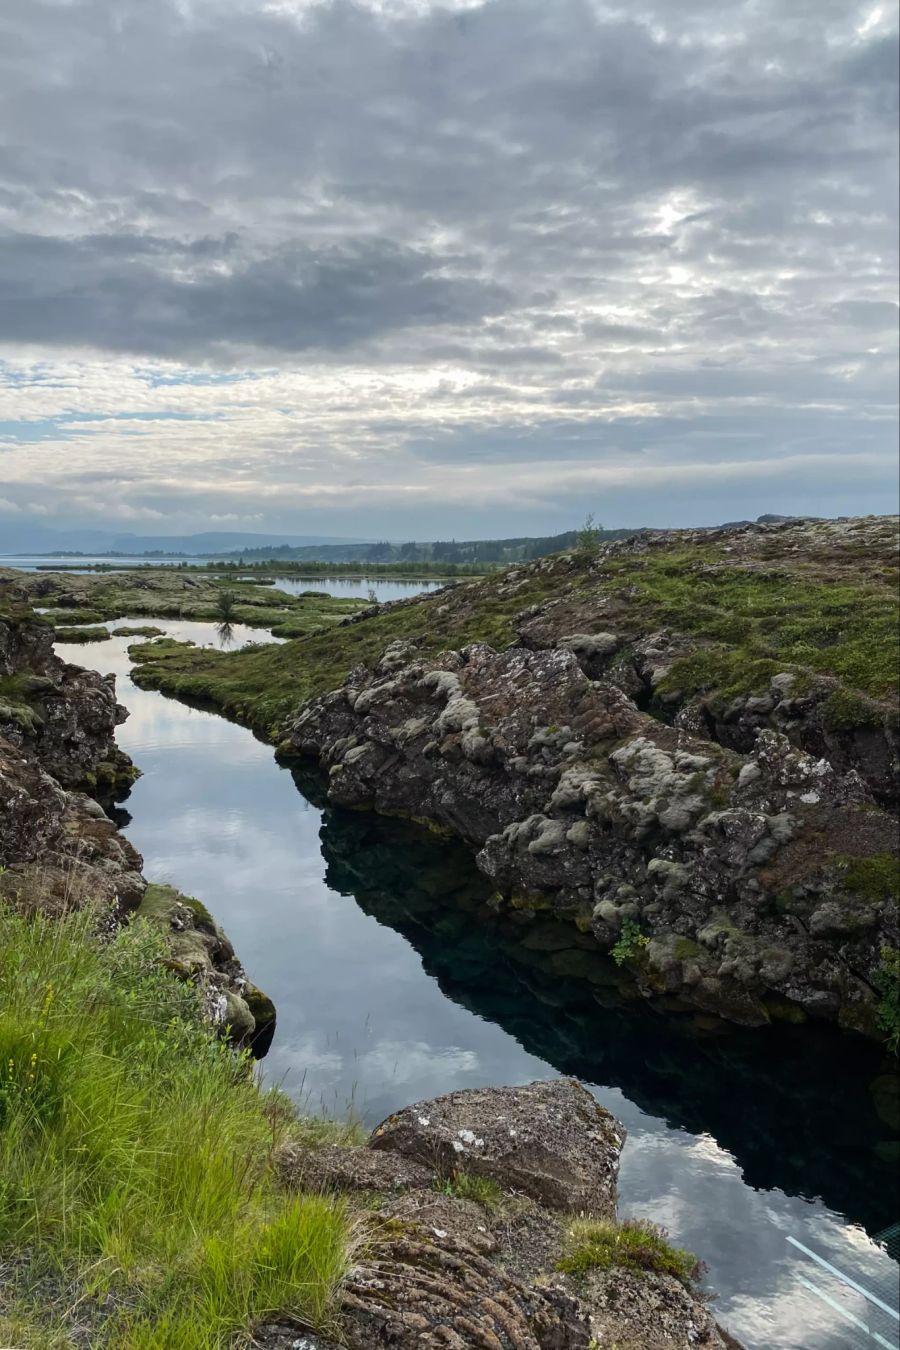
[
  {"x1": 302, "y1": 781, "x2": 897, "y2": 1240},
  {"x1": 54, "y1": 623, "x2": 899, "y2": 1350}
]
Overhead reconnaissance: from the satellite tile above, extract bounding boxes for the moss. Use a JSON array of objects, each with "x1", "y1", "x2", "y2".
[
  {"x1": 835, "y1": 853, "x2": 900, "y2": 904},
  {"x1": 822, "y1": 687, "x2": 883, "y2": 730},
  {"x1": 556, "y1": 1218, "x2": 703, "y2": 1288},
  {"x1": 112, "y1": 625, "x2": 165, "y2": 638},
  {"x1": 673, "y1": 937, "x2": 702, "y2": 961},
  {"x1": 763, "y1": 996, "x2": 808, "y2": 1025},
  {"x1": 52, "y1": 626, "x2": 110, "y2": 643}
]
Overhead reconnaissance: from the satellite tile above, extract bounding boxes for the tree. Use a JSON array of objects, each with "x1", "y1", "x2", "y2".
[
  {"x1": 576, "y1": 513, "x2": 603, "y2": 554},
  {"x1": 215, "y1": 589, "x2": 237, "y2": 622}
]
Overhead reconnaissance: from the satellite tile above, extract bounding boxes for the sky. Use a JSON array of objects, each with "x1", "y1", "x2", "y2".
[{"x1": 0, "y1": 0, "x2": 898, "y2": 542}]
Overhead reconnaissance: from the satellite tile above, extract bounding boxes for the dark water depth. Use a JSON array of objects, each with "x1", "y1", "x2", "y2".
[{"x1": 56, "y1": 618, "x2": 900, "y2": 1350}]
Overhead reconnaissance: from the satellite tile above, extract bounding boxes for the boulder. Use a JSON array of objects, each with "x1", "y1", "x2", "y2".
[{"x1": 369, "y1": 1079, "x2": 624, "y2": 1217}]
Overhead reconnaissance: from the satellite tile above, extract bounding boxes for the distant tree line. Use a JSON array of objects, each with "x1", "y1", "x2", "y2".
[{"x1": 209, "y1": 525, "x2": 638, "y2": 569}]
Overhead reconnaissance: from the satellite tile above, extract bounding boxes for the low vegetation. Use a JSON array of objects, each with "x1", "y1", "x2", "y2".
[
  {"x1": 126, "y1": 520, "x2": 899, "y2": 744},
  {"x1": 874, "y1": 947, "x2": 900, "y2": 1055},
  {"x1": 556, "y1": 1218, "x2": 703, "y2": 1288},
  {"x1": 0, "y1": 904, "x2": 356, "y2": 1349},
  {"x1": 433, "y1": 1171, "x2": 505, "y2": 1211},
  {"x1": 610, "y1": 919, "x2": 650, "y2": 967}
]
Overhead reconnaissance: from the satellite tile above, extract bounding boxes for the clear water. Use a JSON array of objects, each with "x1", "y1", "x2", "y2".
[
  {"x1": 267, "y1": 575, "x2": 447, "y2": 603},
  {"x1": 56, "y1": 621, "x2": 900, "y2": 1350}
]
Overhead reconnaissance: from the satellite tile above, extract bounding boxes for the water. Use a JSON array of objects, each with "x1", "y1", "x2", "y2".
[
  {"x1": 267, "y1": 575, "x2": 448, "y2": 603},
  {"x1": 56, "y1": 621, "x2": 900, "y2": 1350},
  {"x1": 0, "y1": 554, "x2": 209, "y2": 571},
  {"x1": 0, "y1": 556, "x2": 450, "y2": 604}
]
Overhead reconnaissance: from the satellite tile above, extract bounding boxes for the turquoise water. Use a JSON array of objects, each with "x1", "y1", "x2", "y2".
[{"x1": 57, "y1": 618, "x2": 900, "y2": 1350}]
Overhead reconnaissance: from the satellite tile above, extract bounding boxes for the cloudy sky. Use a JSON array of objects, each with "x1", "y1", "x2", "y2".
[{"x1": 0, "y1": 0, "x2": 897, "y2": 541}]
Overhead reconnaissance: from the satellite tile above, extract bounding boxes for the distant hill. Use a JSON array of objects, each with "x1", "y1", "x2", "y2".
[
  {"x1": 211, "y1": 528, "x2": 643, "y2": 565},
  {"x1": 0, "y1": 526, "x2": 369, "y2": 556}
]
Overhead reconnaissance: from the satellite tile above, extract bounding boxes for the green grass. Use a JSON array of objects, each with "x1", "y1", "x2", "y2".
[
  {"x1": 52, "y1": 626, "x2": 111, "y2": 643},
  {"x1": 127, "y1": 532, "x2": 899, "y2": 743},
  {"x1": 556, "y1": 1218, "x2": 702, "y2": 1287},
  {"x1": 611, "y1": 549, "x2": 899, "y2": 701},
  {"x1": 128, "y1": 567, "x2": 563, "y2": 735},
  {"x1": 433, "y1": 1171, "x2": 504, "y2": 1211},
  {"x1": 0, "y1": 905, "x2": 355, "y2": 1348}
]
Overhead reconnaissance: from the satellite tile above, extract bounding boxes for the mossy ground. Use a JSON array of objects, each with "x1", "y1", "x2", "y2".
[
  {"x1": 556, "y1": 1217, "x2": 703, "y2": 1288},
  {"x1": 5, "y1": 568, "x2": 364, "y2": 638},
  {"x1": 126, "y1": 522, "x2": 899, "y2": 741},
  {"x1": 0, "y1": 904, "x2": 358, "y2": 1349}
]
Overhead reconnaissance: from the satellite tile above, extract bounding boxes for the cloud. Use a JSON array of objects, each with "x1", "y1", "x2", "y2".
[{"x1": 0, "y1": 0, "x2": 896, "y2": 533}]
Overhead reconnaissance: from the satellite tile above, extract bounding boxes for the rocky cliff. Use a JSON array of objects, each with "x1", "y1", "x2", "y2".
[
  {"x1": 279, "y1": 517, "x2": 899, "y2": 1036},
  {"x1": 0, "y1": 583, "x2": 275, "y2": 1053}
]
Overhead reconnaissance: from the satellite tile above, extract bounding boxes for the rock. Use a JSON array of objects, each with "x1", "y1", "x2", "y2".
[
  {"x1": 573, "y1": 1267, "x2": 729, "y2": 1349},
  {"x1": 369, "y1": 1079, "x2": 624, "y2": 1216},
  {"x1": 276, "y1": 1143, "x2": 435, "y2": 1195},
  {"x1": 0, "y1": 587, "x2": 275, "y2": 1058},
  {"x1": 338, "y1": 1228, "x2": 590, "y2": 1350}
]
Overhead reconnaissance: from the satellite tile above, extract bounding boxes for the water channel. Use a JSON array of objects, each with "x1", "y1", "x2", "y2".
[{"x1": 56, "y1": 603, "x2": 899, "y2": 1350}]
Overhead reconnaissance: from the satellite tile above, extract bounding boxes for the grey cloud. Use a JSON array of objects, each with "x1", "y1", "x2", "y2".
[
  {"x1": 0, "y1": 231, "x2": 510, "y2": 357},
  {"x1": 0, "y1": 0, "x2": 896, "y2": 532}
]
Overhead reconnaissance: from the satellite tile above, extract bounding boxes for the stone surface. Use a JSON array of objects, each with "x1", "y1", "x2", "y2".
[
  {"x1": 369, "y1": 1079, "x2": 624, "y2": 1217},
  {"x1": 283, "y1": 522, "x2": 899, "y2": 1035}
]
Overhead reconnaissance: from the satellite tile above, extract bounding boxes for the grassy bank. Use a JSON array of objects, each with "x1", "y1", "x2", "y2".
[
  {"x1": 0, "y1": 905, "x2": 358, "y2": 1349},
  {"x1": 129, "y1": 523, "x2": 900, "y2": 739},
  {"x1": 3, "y1": 568, "x2": 364, "y2": 640}
]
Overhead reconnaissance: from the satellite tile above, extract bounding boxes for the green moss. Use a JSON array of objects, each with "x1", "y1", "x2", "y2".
[
  {"x1": 112, "y1": 625, "x2": 165, "y2": 638},
  {"x1": 835, "y1": 853, "x2": 900, "y2": 904},
  {"x1": 52, "y1": 625, "x2": 110, "y2": 643},
  {"x1": 613, "y1": 548, "x2": 898, "y2": 702},
  {"x1": 673, "y1": 937, "x2": 702, "y2": 961},
  {"x1": 556, "y1": 1218, "x2": 702, "y2": 1288},
  {"x1": 822, "y1": 687, "x2": 884, "y2": 730}
]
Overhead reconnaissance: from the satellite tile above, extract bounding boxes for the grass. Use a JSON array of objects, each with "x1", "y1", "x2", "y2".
[
  {"x1": 0, "y1": 904, "x2": 356, "y2": 1348},
  {"x1": 611, "y1": 548, "x2": 899, "y2": 702},
  {"x1": 128, "y1": 566, "x2": 564, "y2": 735},
  {"x1": 556, "y1": 1218, "x2": 702, "y2": 1288},
  {"x1": 127, "y1": 527, "x2": 899, "y2": 743},
  {"x1": 433, "y1": 1172, "x2": 504, "y2": 1211},
  {"x1": 52, "y1": 625, "x2": 111, "y2": 643}
]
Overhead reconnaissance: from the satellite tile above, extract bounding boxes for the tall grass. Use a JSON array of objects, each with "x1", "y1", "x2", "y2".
[{"x1": 0, "y1": 906, "x2": 354, "y2": 1347}]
